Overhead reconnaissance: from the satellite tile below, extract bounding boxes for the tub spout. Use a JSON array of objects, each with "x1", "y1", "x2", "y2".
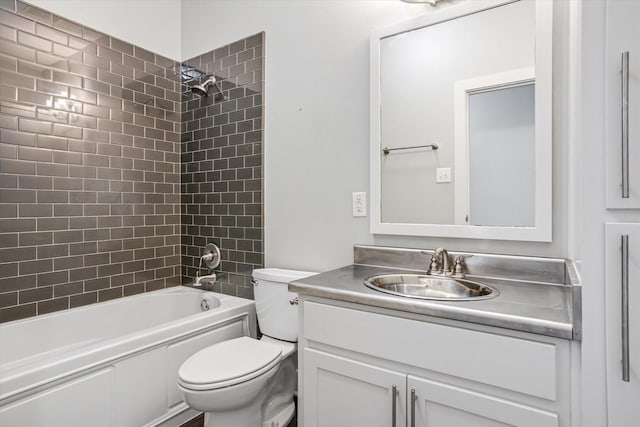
[{"x1": 194, "y1": 272, "x2": 217, "y2": 288}]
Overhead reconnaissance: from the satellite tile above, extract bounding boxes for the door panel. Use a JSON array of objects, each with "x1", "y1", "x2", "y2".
[
  {"x1": 605, "y1": 0, "x2": 640, "y2": 207},
  {"x1": 303, "y1": 348, "x2": 406, "y2": 427},
  {"x1": 408, "y1": 375, "x2": 558, "y2": 427},
  {"x1": 605, "y1": 223, "x2": 640, "y2": 427}
]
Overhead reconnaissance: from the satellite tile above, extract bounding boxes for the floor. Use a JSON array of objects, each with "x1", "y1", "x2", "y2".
[{"x1": 180, "y1": 414, "x2": 204, "y2": 427}]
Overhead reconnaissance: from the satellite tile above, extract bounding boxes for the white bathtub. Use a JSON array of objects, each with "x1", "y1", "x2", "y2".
[{"x1": 0, "y1": 287, "x2": 256, "y2": 427}]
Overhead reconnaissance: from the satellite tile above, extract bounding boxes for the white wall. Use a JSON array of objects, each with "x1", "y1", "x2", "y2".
[
  {"x1": 27, "y1": 0, "x2": 182, "y2": 60},
  {"x1": 182, "y1": 0, "x2": 572, "y2": 271}
]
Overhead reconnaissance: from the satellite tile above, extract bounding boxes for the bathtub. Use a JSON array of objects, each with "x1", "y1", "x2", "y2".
[{"x1": 0, "y1": 287, "x2": 256, "y2": 427}]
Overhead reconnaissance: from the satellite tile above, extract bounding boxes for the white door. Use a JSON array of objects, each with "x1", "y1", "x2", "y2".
[
  {"x1": 606, "y1": 0, "x2": 640, "y2": 208},
  {"x1": 303, "y1": 348, "x2": 407, "y2": 427},
  {"x1": 605, "y1": 223, "x2": 640, "y2": 427},
  {"x1": 407, "y1": 375, "x2": 558, "y2": 427},
  {"x1": 466, "y1": 82, "x2": 536, "y2": 227}
]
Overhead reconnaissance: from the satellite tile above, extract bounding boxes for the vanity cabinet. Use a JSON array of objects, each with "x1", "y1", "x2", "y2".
[
  {"x1": 303, "y1": 349, "x2": 558, "y2": 427},
  {"x1": 605, "y1": 0, "x2": 640, "y2": 208},
  {"x1": 605, "y1": 223, "x2": 640, "y2": 427},
  {"x1": 299, "y1": 298, "x2": 571, "y2": 427}
]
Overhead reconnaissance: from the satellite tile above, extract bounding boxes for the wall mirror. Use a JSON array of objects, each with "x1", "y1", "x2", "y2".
[{"x1": 370, "y1": 0, "x2": 552, "y2": 241}]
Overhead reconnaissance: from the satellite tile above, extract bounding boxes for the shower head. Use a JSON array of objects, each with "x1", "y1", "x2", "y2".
[
  {"x1": 191, "y1": 77, "x2": 216, "y2": 97},
  {"x1": 191, "y1": 76, "x2": 225, "y2": 101}
]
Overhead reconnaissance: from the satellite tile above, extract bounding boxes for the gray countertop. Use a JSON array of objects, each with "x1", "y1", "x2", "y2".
[{"x1": 290, "y1": 264, "x2": 575, "y2": 340}]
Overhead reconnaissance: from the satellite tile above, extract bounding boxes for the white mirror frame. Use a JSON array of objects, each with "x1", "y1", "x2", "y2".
[{"x1": 370, "y1": 0, "x2": 553, "y2": 242}]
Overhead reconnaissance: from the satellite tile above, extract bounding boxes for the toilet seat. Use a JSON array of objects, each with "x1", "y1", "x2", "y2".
[{"x1": 178, "y1": 337, "x2": 283, "y2": 391}]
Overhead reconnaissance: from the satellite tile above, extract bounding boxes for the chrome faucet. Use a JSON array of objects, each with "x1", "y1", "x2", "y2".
[
  {"x1": 423, "y1": 248, "x2": 451, "y2": 276},
  {"x1": 424, "y1": 248, "x2": 472, "y2": 278},
  {"x1": 434, "y1": 248, "x2": 451, "y2": 275},
  {"x1": 194, "y1": 271, "x2": 217, "y2": 288}
]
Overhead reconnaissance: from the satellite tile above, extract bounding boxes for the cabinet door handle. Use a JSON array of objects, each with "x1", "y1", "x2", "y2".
[
  {"x1": 622, "y1": 234, "x2": 630, "y2": 382},
  {"x1": 410, "y1": 388, "x2": 416, "y2": 427},
  {"x1": 622, "y1": 51, "x2": 630, "y2": 199},
  {"x1": 391, "y1": 385, "x2": 397, "y2": 427}
]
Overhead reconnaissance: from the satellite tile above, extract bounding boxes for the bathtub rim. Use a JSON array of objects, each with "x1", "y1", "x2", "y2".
[{"x1": 0, "y1": 285, "x2": 219, "y2": 328}]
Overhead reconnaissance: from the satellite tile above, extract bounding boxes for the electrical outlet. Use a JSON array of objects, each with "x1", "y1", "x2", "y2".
[
  {"x1": 436, "y1": 167, "x2": 452, "y2": 183},
  {"x1": 352, "y1": 192, "x2": 367, "y2": 217}
]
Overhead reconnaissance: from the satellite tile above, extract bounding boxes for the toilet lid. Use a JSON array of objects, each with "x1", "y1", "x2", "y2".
[{"x1": 178, "y1": 337, "x2": 282, "y2": 390}]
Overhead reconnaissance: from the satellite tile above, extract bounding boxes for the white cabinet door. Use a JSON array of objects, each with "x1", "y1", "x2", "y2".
[
  {"x1": 606, "y1": 0, "x2": 640, "y2": 208},
  {"x1": 303, "y1": 348, "x2": 407, "y2": 427},
  {"x1": 407, "y1": 375, "x2": 558, "y2": 427},
  {"x1": 605, "y1": 223, "x2": 640, "y2": 427}
]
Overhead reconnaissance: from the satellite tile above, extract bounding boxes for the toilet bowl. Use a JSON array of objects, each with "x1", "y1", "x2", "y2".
[{"x1": 178, "y1": 268, "x2": 315, "y2": 427}]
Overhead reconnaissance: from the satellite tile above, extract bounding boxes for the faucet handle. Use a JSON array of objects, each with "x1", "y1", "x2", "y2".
[
  {"x1": 427, "y1": 255, "x2": 440, "y2": 275},
  {"x1": 452, "y1": 255, "x2": 473, "y2": 278},
  {"x1": 421, "y1": 250, "x2": 439, "y2": 274}
]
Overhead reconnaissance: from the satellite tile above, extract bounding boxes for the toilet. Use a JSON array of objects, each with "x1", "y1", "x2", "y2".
[{"x1": 178, "y1": 268, "x2": 315, "y2": 427}]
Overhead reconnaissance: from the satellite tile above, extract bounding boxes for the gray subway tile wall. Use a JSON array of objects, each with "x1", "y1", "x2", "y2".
[
  {"x1": 0, "y1": 0, "x2": 184, "y2": 322},
  {"x1": 180, "y1": 33, "x2": 264, "y2": 299}
]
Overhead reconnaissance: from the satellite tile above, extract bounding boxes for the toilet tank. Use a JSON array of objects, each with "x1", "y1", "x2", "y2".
[{"x1": 252, "y1": 268, "x2": 316, "y2": 342}]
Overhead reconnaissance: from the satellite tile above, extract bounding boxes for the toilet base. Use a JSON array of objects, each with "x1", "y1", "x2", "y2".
[
  {"x1": 202, "y1": 394, "x2": 264, "y2": 427},
  {"x1": 200, "y1": 397, "x2": 294, "y2": 427},
  {"x1": 262, "y1": 401, "x2": 295, "y2": 427}
]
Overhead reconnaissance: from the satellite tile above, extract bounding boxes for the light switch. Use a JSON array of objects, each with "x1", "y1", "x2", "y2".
[{"x1": 436, "y1": 168, "x2": 452, "y2": 183}]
